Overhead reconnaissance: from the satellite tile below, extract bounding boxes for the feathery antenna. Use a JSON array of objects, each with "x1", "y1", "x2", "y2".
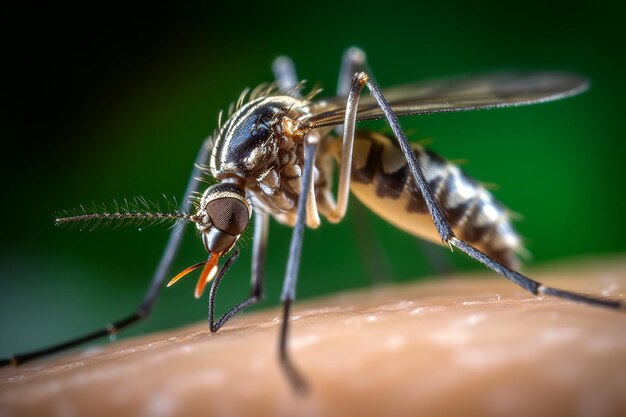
[{"x1": 54, "y1": 196, "x2": 202, "y2": 231}]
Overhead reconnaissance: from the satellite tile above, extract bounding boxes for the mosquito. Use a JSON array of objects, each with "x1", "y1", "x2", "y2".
[{"x1": 2, "y1": 47, "x2": 623, "y2": 391}]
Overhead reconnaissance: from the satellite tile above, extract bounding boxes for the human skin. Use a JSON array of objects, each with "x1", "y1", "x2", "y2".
[{"x1": 1, "y1": 257, "x2": 625, "y2": 417}]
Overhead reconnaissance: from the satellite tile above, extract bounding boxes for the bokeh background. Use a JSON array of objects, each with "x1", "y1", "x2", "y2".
[{"x1": 2, "y1": 2, "x2": 625, "y2": 357}]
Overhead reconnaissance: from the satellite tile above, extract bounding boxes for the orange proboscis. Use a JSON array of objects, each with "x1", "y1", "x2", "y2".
[
  {"x1": 194, "y1": 253, "x2": 220, "y2": 299},
  {"x1": 167, "y1": 261, "x2": 207, "y2": 287},
  {"x1": 166, "y1": 253, "x2": 221, "y2": 298}
]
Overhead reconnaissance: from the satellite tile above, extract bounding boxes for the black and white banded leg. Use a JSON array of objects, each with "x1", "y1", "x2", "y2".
[
  {"x1": 342, "y1": 71, "x2": 625, "y2": 311},
  {"x1": 0, "y1": 138, "x2": 213, "y2": 368}
]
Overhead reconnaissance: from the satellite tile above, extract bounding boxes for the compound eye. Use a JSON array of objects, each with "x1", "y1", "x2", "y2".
[{"x1": 206, "y1": 197, "x2": 250, "y2": 236}]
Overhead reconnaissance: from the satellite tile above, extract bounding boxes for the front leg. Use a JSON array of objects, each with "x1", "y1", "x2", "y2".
[
  {"x1": 278, "y1": 131, "x2": 320, "y2": 392},
  {"x1": 207, "y1": 211, "x2": 268, "y2": 333}
]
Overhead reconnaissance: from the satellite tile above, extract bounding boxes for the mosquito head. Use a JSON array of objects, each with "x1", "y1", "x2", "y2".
[
  {"x1": 196, "y1": 182, "x2": 251, "y2": 254},
  {"x1": 167, "y1": 181, "x2": 250, "y2": 298}
]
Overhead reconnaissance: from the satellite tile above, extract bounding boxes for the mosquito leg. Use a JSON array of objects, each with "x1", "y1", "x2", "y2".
[
  {"x1": 323, "y1": 68, "x2": 363, "y2": 224},
  {"x1": 272, "y1": 55, "x2": 302, "y2": 97},
  {"x1": 208, "y1": 211, "x2": 268, "y2": 332},
  {"x1": 251, "y1": 210, "x2": 269, "y2": 299},
  {"x1": 338, "y1": 50, "x2": 453, "y2": 277},
  {"x1": 0, "y1": 138, "x2": 212, "y2": 367},
  {"x1": 0, "y1": 313, "x2": 145, "y2": 367},
  {"x1": 343, "y1": 71, "x2": 625, "y2": 311},
  {"x1": 207, "y1": 249, "x2": 244, "y2": 332},
  {"x1": 136, "y1": 138, "x2": 212, "y2": 315},
  {"x1": 278, "y1": 132, "x2": 320, "y2": 392},
  {"x1": 337, "y1": 47, "x2": 370, "y2": 97},
  {"x1": 449, "y1": 238, "x2": 624, "y2": 308},
  {"x1": 336, "y1": 47, "x2": 403, "y2": 283}
]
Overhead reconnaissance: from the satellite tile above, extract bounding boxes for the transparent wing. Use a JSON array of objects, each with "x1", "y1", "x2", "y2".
[{"x1": 304, "y1": 72, "x2": 588, "y2": 128}]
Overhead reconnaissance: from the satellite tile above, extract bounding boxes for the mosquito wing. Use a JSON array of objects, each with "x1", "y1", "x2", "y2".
[{"x1": 304, "y1": 72, "x2": 588, "y2": 129}]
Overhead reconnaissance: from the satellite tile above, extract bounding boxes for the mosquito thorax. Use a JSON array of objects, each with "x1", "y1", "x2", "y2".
[
  {"x1": 208, "y1": 95, "x2": 312, "y2": 179},
  {"x1": 196, "y1": 182, "x2": 251, "y2": 254}
]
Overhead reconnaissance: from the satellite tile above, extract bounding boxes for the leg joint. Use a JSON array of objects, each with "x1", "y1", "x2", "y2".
[{"x1": 354, "y1": 71, "x2": 369, "y2": 86}]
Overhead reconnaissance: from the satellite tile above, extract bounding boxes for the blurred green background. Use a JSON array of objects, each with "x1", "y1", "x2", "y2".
[{"x1": 2, "y1": 2, "x2": 625, "y2": 357}]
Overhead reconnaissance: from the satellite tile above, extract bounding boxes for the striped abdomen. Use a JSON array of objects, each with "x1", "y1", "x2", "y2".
[{"x1": 345, "y1": 131, "x2": 522, "y2": 268}]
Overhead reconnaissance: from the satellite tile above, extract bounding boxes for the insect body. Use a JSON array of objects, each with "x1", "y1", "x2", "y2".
[
  {"x1": 345, "y1": 131, "x2": 521, "y2": 269},
  {"x1": 2, "y1": 48, "x2": 623, "y2": 391},
  {"x1": 207, "y1": 95, "x2": 319, "y2": 228}
]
